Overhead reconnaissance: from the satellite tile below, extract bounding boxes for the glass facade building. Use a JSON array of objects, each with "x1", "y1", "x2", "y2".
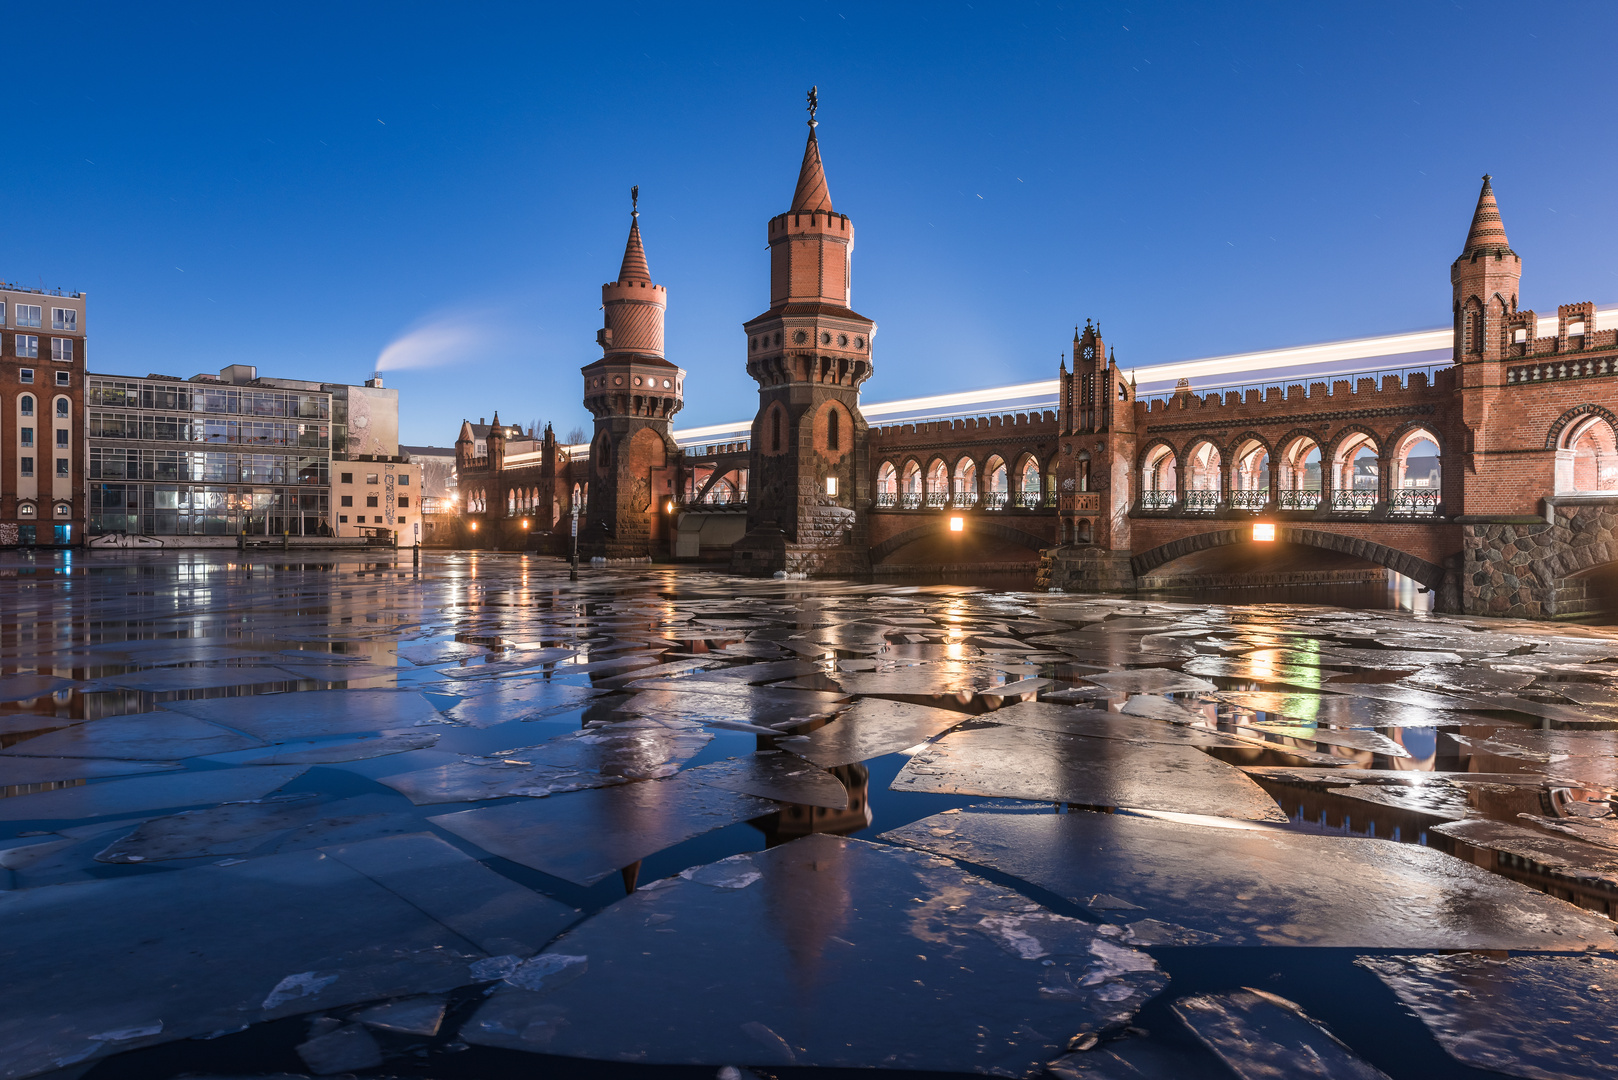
[{"x1": 86, "y1": 374, "x2": 333, "y2": 537}]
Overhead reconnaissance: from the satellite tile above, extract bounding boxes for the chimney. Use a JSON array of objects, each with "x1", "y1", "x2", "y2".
[{"x1": 365, "y1": 376, "x2": 384, "y2": 388}]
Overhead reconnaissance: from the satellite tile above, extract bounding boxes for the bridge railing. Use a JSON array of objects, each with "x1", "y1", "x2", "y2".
[
  {"x1": 1139, "y1": 490, "x2": 1178, "y2": 511},
  {"x1": 1229, "y1": 489, "x2": 1267, "y2": 512},
  {"x1": 1139, "y1": 361, "x2": 1453, "y2": 408},
  {"x1": 676, "y1": 494, "x2": 748, "y2": 511},
  {"x1": 874, "y1": 492, "x2": 897, "y2": 508},
  {"x1": 1331, "y1": 490, "x2": 1377, "y2": 513},
  {"x1": 1390, "y1": 488, "x2": 1441, "y2": 516},
  {"x1": 952, "y1": 492, "x2": 979, "y2": 508},
  {"x1": 1183, "y1": 490, "x2": 1220, "y2": 514},
  {"x1": 1277, "y1": 489, "x2": 1322, "y2": 511}
]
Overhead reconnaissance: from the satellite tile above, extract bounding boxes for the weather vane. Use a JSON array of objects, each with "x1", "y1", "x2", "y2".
[
  {"x1": 630, "y1": 185, "x2": 639, "y2": 218},
  {"x1": 807, "y1": 86, "x2": 818, "y2": 128}
]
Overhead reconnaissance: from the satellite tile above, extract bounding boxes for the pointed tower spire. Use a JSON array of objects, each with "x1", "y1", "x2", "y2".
[
  {"x1": 1462, "y1": 174, "x2": 1512, "y2": 256},
  {"x1": 617, "y1": 185, "x2": 651, "y2": 282},
  {"x1": 790, "y1": 86, "x2": 833, "y2": 213}
]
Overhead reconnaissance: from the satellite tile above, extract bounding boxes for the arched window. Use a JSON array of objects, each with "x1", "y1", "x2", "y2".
[
  {"x1": 826, "y1": 408, "x2": 839, "y2": 451},
  {"x1": 1183, "y1": 442, "x2": 1221, "y2": 512},
  {"x1": 900, "y1": 460, "x2": 922, "y2": 507},
  {"x1": 55, "y1": 398, "x2": 69, "y2": 418},
  {"x1": 20, "y1": 395, "x2": 34, "y2": 417},
  {"x1": 926, "y1": 458, "x2": 948, "y2": 505},
  {"x1": 1330, "y1": 433, "x2": 1378, "y2": 511},
  {"x1": 771, "y1": 409, "x2": 783, "y2": 452},
  {"x1": 1279, "y1": 438, "x2": 1322, "y2": 509},
  {"x1": 1557, "y1": 415, "x2": 1618, "y2": 494},
  {"x1": 571, "y1": 483, "x2": 582, "y2": 510},
  {"x1": 984, "y1": 456, "x2": 1008, "y2": 508},
  {"x1": 1018, "y1": 457, "x2": 1042, "y2": 506},
  {"x1": 1075, "y1": 450, "x2": 1091, "y2": 492},
  {"x1": 1389, "y1": 429, "x2": 1442, "y2": 515},
  {"x1": 1141, "y1": 445, "x2": 1176, "y2": 509},
  {"x1": 876, "y1": 461, "x2": 897, "y2": 502},
  {"x1": 953, "y1": 457, "x2": 977, "y2": 505},
  {"x1": 1230, "y1": 440, "x2": 1269, "y2": 510}
]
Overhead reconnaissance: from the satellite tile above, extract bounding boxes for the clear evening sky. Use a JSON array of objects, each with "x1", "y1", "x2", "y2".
[{"x1": 10, "y1": 2, "x2": 1616, "y2": 445}]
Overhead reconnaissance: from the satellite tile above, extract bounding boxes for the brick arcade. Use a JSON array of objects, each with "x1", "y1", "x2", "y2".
[{"x1": 448, "y1": 108, "x2": 1618, "y2": 619}]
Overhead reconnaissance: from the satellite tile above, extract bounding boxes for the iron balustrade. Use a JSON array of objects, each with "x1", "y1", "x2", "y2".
[
  {"x1": 952, "y1": 491, "x2": 979, "y2": 507},
  {"x1": 875, "y1": 492, "x2": 897, "y2": 508},
  {"x1": 1229, "y1": 489, "x2": 1267, "y2": 511},
  {"x1": 1390, "y1": 488, "x2": 1441, "y2": 516},
  {"x1": 1277, "y1": 489, "x2": 1321, "y2": 511},
  {"x1": 983, "y1": 491, "x2": 1009, "y2": 510},
  {"x1": 925, "y1": 492, "x2": 949, "y2": 508},
  {"x1": 899, "y1": 492, "x2": 923, "y2": 509},
  {"x1": 1139, "y1": 490, "x2": 1177, "y2": 511},
  {"x1": 1183, "y1": 490, "x2": 1220, "y2": 513},
  {"x1": 1331, "y1": 490, "x2": 1378, "y2": 512}
]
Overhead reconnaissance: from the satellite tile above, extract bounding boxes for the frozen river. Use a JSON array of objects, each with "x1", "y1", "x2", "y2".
[{"x1": 1, "y1": 550, "x2": 1615, "y2": 1079}]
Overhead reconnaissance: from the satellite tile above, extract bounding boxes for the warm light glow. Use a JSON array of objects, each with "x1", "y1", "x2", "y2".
[
  {"x1": 1253, "y1": 523, "x2": 1276, "y2": 542},
  {"x1": 665, "y1": 500, "x2": 675, "y2": 513},
  {"x1": 949, "y1": 516, "x2": 964, "y2": 532},
  {"x1": 470, "y1": 522, "x2": 478, "y2": 531},
  {"x1": 521, "y1": 519, "x2": 530, "y2": 529},
  {"x1": 825, "y1": 477, "x2": 838, "y2": 496}
]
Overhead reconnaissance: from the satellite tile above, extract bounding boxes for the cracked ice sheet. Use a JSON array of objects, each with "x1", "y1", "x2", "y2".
[
  {"x1": 1216, "y1": 690, "x2": 1454, "y2": 729},
  {"x1": 463, "y1": 834, "x2": 1164, "y2": 1073},
  {"x1": 1171, "y1": 989, "x2": 1391, "y2": 1080},
  {"x1": 428, "y1": 773, "x2": 778, "y2": 886},
  {"x1": 784, "y1": 698, "x2": 970, "y2": 768},
  {"x1": 1359, "y1": 954, "x2": 1618, "y2": 1079},
  {"x1": 162, "y1": 689, "x2": 447, "y2": 741},
  {"x1": 433, "y1": 678, "x2": 607, "y2": 728},
  {"x1": 684, "y1": 752, "x2": 850, "y2": 809},
  {"x1": 882, "y1": 809, "x2": 1616, "y2": 950},
  {"x1": 614, "y1": 687, "x2": 848, "y2": 729},
  {"x1": 0, "y1": 833, "x2": 574, "y2": 1080},
  {"x1": 0, "y1": 765, "x2": 308, "y2": 823},
  {"x1": 91, "y1": 793, "x2": 426, "y2": 865},
  {"x1": 892, "y1": 722, "x2": 1287, "y2": 823},
  {"x1": 378, "y1": 717, "x2": 712, "y2": 806},
  {"x1": 0, "y1": 674, "x2": 77, "y2": 703},
  {"x1": 0, "y1": 757, "x2": 183, "y2": 787},
  {"x1": 0, "y1": 712, "x2": 264, "y2": 760},
  {"x1": 1081, "y1": 669, "x2": 1217, "y2": 696},
  {"x1": 828, "y1": 663, "x2": 1015, "y2": 699}
]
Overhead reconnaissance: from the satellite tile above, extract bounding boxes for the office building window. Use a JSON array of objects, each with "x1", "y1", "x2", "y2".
[
  {"x1": 20, "y1": 456, "x2": 33, "y2": 477},
  {"x1": 366, "y1": 495, "x2": 378, "y2": 507},
  {"x1": 55, "y1": 398, "x2": 68, "y2": 417},
  {"x1": 398, "y1": 516, "x2": 406, "y2": 523},
  {"x1": 19, "y1": 503, "x2": 34, "y2": 517},
  {"x1": 17, "y1": 335, "x2": 38, "y2": 358},
  {"x1": 20, "y1": 427, "x2": 33, "y2": 447},
  {"x1": 55, "y1": 371, "x2": 69, "y2": 386},
  {"x1": 20, "y1": 395, "x2": 33, "y2": 415},
  {"x1": 398, "y1": 495, "x2": 409, "y2": 507},
  {"x1": 373, "y1": 516, "x2": 383, "y2": 524},
  {"x1": 15, "y1": 305, "x2": 40, "y2": 327},
  {"x1": 55, "y1": 429, "x2": 68, "y2": 448},
  {"x1": 340, "y1": 495, "x2": 352, "y2": 507},
  {"x1": 51, "y1": 308, "x2": 76, "y2": 332},
  {"x1": 339, "y1": 515, "x2": 348, "y2": 524},
  {"x1": 18, "y1": 368, "x2": 32, "y2": 384},
  {"x1": 51, "y1": 338, "x2": 73, "y2": 362},
  {"x1": 365, "y1": 473, "x2": 379, "y2": 484},
  {"x1": 340, "y1": 472, "x2": 352, "y2": 484},
  {"x1": 399, "y1": 474, "x2": 410, "y2": 485},
  {"x1": 56, "y1": 457, "x2": 68, "y2": 477}
]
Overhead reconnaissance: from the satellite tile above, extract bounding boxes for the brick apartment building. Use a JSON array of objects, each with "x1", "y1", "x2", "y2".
[{"x1": 1, "y1": 286, "x2": 85, "y2": 546}]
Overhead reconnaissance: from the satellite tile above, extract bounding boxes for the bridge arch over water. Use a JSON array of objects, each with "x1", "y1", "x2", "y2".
[{"x1": 1131, "y1": 525, "x2": 1448, "y2": 591}]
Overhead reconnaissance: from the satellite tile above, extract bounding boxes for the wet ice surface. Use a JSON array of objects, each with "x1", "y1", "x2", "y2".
[{"x1": 1, "y1": 550, "x2": 1617, "y2": 1079}]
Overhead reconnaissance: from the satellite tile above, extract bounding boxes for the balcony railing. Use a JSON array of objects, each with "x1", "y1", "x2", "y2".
[
  {"x1": 1277, "y1": 488, "x2": 1321, "y2": 511},
  {"x1": 1229, "y1": 489, "x2": 1267, "y2": 512},
  {"x1": 1390, "y1": 488, "x2": 1441, "y2": 516},
  {"x1": 899, "y1": 492, "x2": 923, "y2": 509},
  {"x1": 983, "y1": 491, "x2": 1009, "y2": 510},
  {"x1": 925, "y1": 492, "x2": 949, "y2": 508},
  {"x1": 1183, "y1": 489, "x2": 1220, "y2": 514},
  {"x1": 1139, "y1": 490, "x2": 1177, "y2": 511},
  {"x1": 1060, "y1": 491, "x2": 1101, "y2": 514},
  {"x1": 875, "y1": 492, "x2": 897, "y2": 508},
  {"x1": 952, "y1": 491, "x2": 978, "y2": 508},
  {"x1": 1331, "y1": 489, "x2": 1377, "y2": 512}
]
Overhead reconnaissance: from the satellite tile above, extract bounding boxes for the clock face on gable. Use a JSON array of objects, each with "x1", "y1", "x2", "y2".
[{"x1": 1082, "y1": 347, "x2": 1095, "y2": 359}]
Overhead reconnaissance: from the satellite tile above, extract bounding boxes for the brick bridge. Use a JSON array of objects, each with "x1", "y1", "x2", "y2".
[{"x1": 448, "y1": 119, "x2": 1618, "y2": 621}]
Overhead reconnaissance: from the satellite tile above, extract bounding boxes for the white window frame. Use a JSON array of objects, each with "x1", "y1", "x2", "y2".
[
  {"x1": 51, "y1": 308, "x2": 76, "y2": 332},
  {"x1": 17, "y1": 334, "x2": 38, "y2": 358},
  {"x1": 15, "y1": 305, "x2": 40, "y2": 328},
  {"x1": 51, "y1": 337, "x2": 73, "y2": 362},
  {"x1": 55, "y1": 371, "x2": 69, "y2": 386},
  {"x1": 19, "y1": 368, "x2": 32, "y2": 384}
]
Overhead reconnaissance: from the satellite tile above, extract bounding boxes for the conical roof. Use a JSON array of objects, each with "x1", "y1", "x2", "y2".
[
  {"x1": 791, "y1": 129, "x2": 833, "y2": 213},
  {"x1": 457, "y1": 419, "x2": 474, "y2": 442},
  {"x1": 1462, "y1": 175, "x2": 1512, "y2": 255},
  {"x1": 618, "y1": 217, "x2": 651, "y2": 282}
]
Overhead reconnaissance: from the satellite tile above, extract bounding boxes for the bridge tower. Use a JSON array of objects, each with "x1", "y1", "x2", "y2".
[
  {"x1": 731, "y1": 89, "x2": 876, "y2": 575},
  {"x1": 1451, "y1": 174, "x2": 1521, "y2": 500},
  {"x1": 579, "y1": 188, "x2": 685, "y2": 560},
  {"x1": 1044, "y1": 321, "x2": 1137, "y2": 590}
]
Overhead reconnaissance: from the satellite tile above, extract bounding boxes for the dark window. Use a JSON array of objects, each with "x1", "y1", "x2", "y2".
[
  {"x1": 398, "y1": 474, "x2": 410, "y2": 485},
  {"x1": 827, "y1": 408, "x2": 839, "y2": 450},
  {"x1": 340, "y1": 495, "x2": 353, "y2": 507},
  {"x1": 398, "y1": 495, "x2": 410, "y2": 507},
  {"x1": 340, "y1": 472, "x2": 352, "y2": 484},
  {"x1": 339, "y1": 514, "x2": 348, "y2": 523},
  {"x1": 366, "y1": 495, "x2": 378, "y2": 507},
  {"x1": 771, "y1": 409, "x2": 782, "y2": 452}
]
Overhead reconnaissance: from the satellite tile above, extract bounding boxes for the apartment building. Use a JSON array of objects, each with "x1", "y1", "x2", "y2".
[{"x1": 1, "y1": 287, "x2": 85, "y2": 546}]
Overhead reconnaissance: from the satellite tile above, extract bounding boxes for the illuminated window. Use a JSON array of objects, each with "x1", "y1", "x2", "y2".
[
  {"x1": 949, "y1": 516, "x2": 964, "y2": 532},
  {"x1": 825, "y1": 476, "x2": 838, "y2": 496},
  {"x1": 1253, "y1": 523, "x2": 1276, "y2": 542}
]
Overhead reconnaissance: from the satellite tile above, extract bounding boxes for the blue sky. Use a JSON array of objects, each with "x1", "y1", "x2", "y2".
[{"x1": 13, "y1": 2, "x2": 1618, "y2": 445}]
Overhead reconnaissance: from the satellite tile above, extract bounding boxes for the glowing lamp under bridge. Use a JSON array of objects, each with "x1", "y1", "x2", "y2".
[{"x1": 1253, "y1": 523, "x2": 1276, "y2": 542}]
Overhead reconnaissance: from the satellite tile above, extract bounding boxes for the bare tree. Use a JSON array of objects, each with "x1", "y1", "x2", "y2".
[
  {"x1": 565, "y1": 425, "x2": 587, "y2": 445},
  {"x1": 418, "y1": 458, "x2": 456, "y2": 499}
]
